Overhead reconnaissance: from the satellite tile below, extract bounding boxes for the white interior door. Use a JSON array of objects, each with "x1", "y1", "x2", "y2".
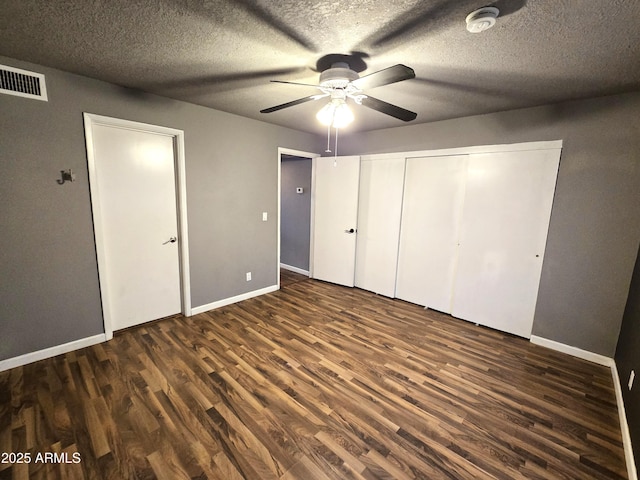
[
  {"x1": 355, "y1": 156, "x2": 405, "y2": 297},
  {"x1": 396, "y1": 155, "x2": 468, "y2": 311},
  {"x1": 86, "y1": 116, "x2": 186, "y2": 332},
  {"x1": 451, "y1": 148, "x2": 561, "y2": 338},
  {"x1": 312, "y1": 156, "x2": 360, "y2": 287}
]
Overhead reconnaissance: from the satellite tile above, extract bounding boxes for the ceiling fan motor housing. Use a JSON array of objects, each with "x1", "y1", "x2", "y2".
[
  {"x1": 319, "y1": 62, "x2": 359, "y2": 89},
  {"x1": 465, "y1": 6, "x2": 499, "y2": 33}
]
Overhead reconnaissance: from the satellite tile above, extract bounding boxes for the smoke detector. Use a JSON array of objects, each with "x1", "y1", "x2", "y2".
[{"x1": 465, "y1": 6, "x2": 500, "y2": 33}]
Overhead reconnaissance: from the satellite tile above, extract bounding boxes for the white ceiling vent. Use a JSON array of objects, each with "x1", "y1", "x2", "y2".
[{"x1": 0, "y1": 64, "x2": 48, "y2": 101}]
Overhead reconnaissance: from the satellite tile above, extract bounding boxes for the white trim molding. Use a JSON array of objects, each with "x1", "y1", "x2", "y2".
[
  {"x1": 360, "y1": 140, "x2": 563, "y2": 163},
  {"x1": 612, "y1": 360, "x2": 639, "y2": 480},
  {"x1": 529, "y1": 335, "x2": 612, "y2": 366},
  {"x1": 278, "y1": 147, "x2": 320, "y2": 289},
  {"x1": 280, "y1": 263, "x2": 310, "y2": 276},
  {"x1": 191, "y1": 285, "x2": 279, "y2": 316},
  {"x1": 0, "y1": 334, "x2": 107, "y2": 373},
  {"x1": 530, "y1": 335, "x2": 637, "y2": 480}
]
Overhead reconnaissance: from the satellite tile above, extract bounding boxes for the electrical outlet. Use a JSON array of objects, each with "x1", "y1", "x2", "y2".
[
  {"x1": 262, "y1": 212, "x2": 268, "y2": 222},
  {"x1": 629, "y1": 370, "x2": 635, "y2": 391},
  {"x1": 246, "y1": 272, "x2": 252, "y2": 281}
]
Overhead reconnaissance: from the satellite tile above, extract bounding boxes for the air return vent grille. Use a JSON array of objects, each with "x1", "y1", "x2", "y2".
[{"x1": 0, "y1": 64, "x2": 48, "y2": 101}]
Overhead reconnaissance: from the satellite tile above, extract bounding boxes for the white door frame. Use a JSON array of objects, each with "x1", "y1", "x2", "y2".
[
  {"x1": 277, "y1": 147, "x2": 320, "y2": 287},
  {"x1": 84, "y1": 113, "x2": 191, "y2": 339}
]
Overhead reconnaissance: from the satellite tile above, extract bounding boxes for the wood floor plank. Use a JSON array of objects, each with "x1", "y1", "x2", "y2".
[{"x1": 0, "y1": 272, "x2": 629, "y2": 479}]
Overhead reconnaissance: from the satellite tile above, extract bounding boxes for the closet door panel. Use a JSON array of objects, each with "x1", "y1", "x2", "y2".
[
  {"x1": 396, "y1": 155, "x2": 468, "y2": 311},
  {"x1": 451, "y1": 149, "x2": 561, "y2": 338},
  {"x1": 355, "y1": 157, "x2": 405, "y2": 297}
]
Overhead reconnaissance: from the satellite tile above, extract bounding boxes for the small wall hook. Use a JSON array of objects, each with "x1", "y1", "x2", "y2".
[{"x1": 57, "y1": 169, "x2": 76, "y2": 185}]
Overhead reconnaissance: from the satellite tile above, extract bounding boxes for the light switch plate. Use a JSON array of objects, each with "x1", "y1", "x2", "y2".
[{"x1": 262, "y1": 212, "x2": 268, "y2": 221}]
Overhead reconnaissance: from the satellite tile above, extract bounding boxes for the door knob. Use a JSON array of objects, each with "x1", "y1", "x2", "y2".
[
  {"x1": 344, "y1": 228, "x2": 356, "y2": 234},
  {"x1": 163, "y1": 236, "x2": 177, "y2": 244}
]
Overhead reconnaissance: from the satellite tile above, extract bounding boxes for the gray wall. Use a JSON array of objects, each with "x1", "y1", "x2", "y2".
[
  {"x1": 339, "y1": 92, "x2": 640, "y2": 357},
  {"x1": 0, "y1": 56, "x2": 320, "y2": 361},
  {"x1": 616, "y1": 245, "x2": 640, "y2": 473},
  {"x1": 281, "y1": 156, "x2": 312, "y2": 271}
]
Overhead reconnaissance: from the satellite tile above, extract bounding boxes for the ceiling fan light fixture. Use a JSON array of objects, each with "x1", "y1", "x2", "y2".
[
  {"x1": 316, "y1": 101, "x2": 337, "y2": 125},
  {"x1": 316, "y1": 99, "x2": 354, "y2": 128},
  {"x1": 332, "y1": 102, "x2": 354, "y2": 128},
  {"x1": 465, "y1": 6, "x2": 499, "y2": 33}
]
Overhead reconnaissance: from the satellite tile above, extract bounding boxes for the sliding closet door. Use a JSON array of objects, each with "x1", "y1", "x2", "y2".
[
  {"x1": 396, "y1": 155, "x2": 468, "y2": 311},
  {"x1": 451, "y1": 148, "x2": 561, "y2": 338},
  {"x1": 355, "y1": 156, "x2": 405, "y2": 297}
]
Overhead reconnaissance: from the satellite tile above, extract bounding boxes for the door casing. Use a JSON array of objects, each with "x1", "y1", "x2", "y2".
[{"x1": 277, "y1": 147, "x2": 320, "y2": 286}]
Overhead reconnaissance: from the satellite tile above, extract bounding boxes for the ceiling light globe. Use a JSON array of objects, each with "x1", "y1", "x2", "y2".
[
  {"x1": 316, "y1": 102, "x2": 336, "y2": 126},
  {"x1": 332, "y1": 102, "x2": 354, "y2": 128}
]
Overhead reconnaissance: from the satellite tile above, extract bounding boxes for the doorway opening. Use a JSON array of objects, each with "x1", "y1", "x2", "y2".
[{"x1": 278, "y1": 148, "x2": 319, "y2": 287}]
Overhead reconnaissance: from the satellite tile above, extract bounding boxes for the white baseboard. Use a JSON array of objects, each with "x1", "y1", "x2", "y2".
[
  {"x1": 529, "y1": 335, "x2": 612, "y2": 366},
  {"x1": 612, "y1": 361, "x2": 639, "y2": 480},
  {"x1": 530, "y1": 335, "x2": 637, "y2": 480},
  {"x1": 191, "y1": 284, "x2": 279, "y2": 315},
  {"x1": 0, "y1": 333, "x2": 107, "y2": 373},
  {"x1": 280, "y1": 263, "x2": 310, "y2": 276}
]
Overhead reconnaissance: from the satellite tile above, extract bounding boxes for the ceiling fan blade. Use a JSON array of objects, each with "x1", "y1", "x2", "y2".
[
  {"x1": 260, "y1": 94, "x2": 328, "y2": 113},
  {"x1": 271, "y1": 80, "x2": 322, "y2": 88},
  {"x1": 360, "y1": 95, "x2": 417, "y2": 122},
  {"x1": 352, "y1": 64, "x2": 415, "y2": 90}
]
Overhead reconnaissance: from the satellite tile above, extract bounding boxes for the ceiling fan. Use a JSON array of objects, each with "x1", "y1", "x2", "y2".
[{"x1": 260, "y1": 61, "x2": 417, "y2": 125}]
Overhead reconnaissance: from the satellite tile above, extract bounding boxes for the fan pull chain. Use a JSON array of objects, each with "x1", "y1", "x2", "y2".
[
  {"x1": 334, "y1": 127, "x2": 339, "y2": 166},
  {"x1": 325, "y1": 123, "x2": 332, "y2": 153}
]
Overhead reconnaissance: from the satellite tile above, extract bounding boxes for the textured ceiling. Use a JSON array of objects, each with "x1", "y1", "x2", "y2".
[{"x1": 2, "y1": 0, "x2": 640, "y2": 133}]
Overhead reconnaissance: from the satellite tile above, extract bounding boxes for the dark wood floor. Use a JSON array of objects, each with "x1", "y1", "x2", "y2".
[{"x1": 0, "y1": 271, "x2": 628, "y2": 479}]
